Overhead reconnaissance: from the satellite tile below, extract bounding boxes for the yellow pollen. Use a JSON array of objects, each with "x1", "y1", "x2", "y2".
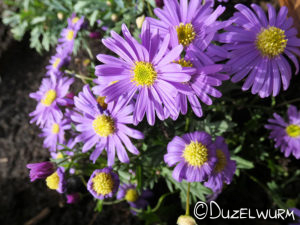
[
  {"x1": 256, "y1": 26, "x2": 287, "y2": 58},
  {"x1": 46, "y1": 172, "x2": 60, "y2": 190},
  {"x1": 286, "y1": 124, "x2": 300, "y2": 138},
  {"x1": 182, "y1": 141, "x2": 208, "y2": 167},
  {"x1": 72, "y1": 17, "x2": 79, "y2": 24},
  {"x1": 174, "y1": 58, "x2": 193, "y2": 67},
  {"x1": 176, "y1": 23, "x2": 196, "y2": 47},
  {"x1": 92, "y1": 172, "x2": 114, "y2": 195},
  {"x1": 131, "y1": 62, "x2": 157, "y2": 86},
  {"x1": 125, "y1": 189, "x2": 139, "y2": 202},
  {"x1": 92, "y1": 115, "x2": 115, "y2": 137},
  {"x1": 41, "y1": 89, "x2": 57, "y2": 106},
  {"x1": 51, "y1": 123, "x2": 60, "y2": 134},
  {"x1": 214, "y1": 149, "x2": 227, "y2": 173},
  {"x1": 97, "y1": 96, "x2": 108, "y2": 110},
  {"x1": 67, "y1": 30, "x2": 74, "y2": 41},
  {"x1": 53, "y1": 58, "x2": 61, "y2": 68}
]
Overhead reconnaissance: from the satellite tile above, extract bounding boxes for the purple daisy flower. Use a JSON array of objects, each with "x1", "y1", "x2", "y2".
[
  {"x1": 204, "y1": 136, "x2": 236, "y2": 192},
  {"x1": 71, "y1": 85, "x2": 144, "y2": 166},
  {"x1": 265, "y1": 105, "x2": 300, "y2": 159},
  {"x1": 40, "y1": 118, "x2": 71, "y2": 152},
  {"x1": 67, "y1": 13, "x2": 84, "y2": 31},
  {"x1": 169, "y1": 56, "x2": 228, "y2": 119},
  {"x1": 29, "y1": 75, "x2": 74, "y2": 127},
  {"x1": 146, "y1": 0, "x2": 228, "y2": 64},
  {"x1": 46, "y1": 45, "x2": 71, "y2": 77},
  {"x1": 87, "y1": 168, "x2": 119, "y2": 200},
  {"x1": 117, "y1": 183, "x2": 152, "y2": 214},
  {"x1": 219, "y1": 4, "x2": 300, "y2": 98},
  {"x1": 26, "y1": 161, "x2": 55, "y2": 182},
  {"x1": 93, "y1": 22, "x2": 194, "y2": 125},
  {"x1": 164, "y1": 131, "x2": 217, "y2": 182},
  {"x1": 45, "y1": 166, "x2": 66, "y2": 193}
]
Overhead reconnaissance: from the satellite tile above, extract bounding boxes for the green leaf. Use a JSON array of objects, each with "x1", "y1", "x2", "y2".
[
  {"x1": 231, "y1": 156, "x2": 254, "y2": 169},
  {"x1": 89, "y1": 10, "x2": 99, "y2": 26}
]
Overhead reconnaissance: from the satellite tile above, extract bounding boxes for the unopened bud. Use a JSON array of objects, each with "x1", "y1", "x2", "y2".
[
  {"x1": 111, "y1": 14, "x2": 118, "y2": 22},
  {"x1": 177, "y1": 215, "x2": 197, "y2": 225},
  {"x1": 136, "y1": 15, "x2": 145, "y2": 29},
  {"x1": 57, "y1": 12, "x2": 64, "y2": 20}
]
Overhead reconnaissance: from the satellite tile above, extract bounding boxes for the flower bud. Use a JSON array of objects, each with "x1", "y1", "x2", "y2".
[
  {"x1": 57, "y1": 12, "x2": 64, "y2": 20},
  {"x1": 136, "y1": 15, "x2": 145, "y2": 29},
  {"x1": 111, "y1": 14, "x2": 118, "y2": 22},
  {"x1": 177, "y1": 215, "x2": 197, "y2": 225}
]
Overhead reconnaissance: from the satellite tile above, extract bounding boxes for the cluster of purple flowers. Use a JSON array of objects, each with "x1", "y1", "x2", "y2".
[
  {"x1": 29, "y1": 14, "x2": 84, "y2": 154},
  {"x1": 26, "y1": 0, "x2": 300, "y2": 211},
  {"x1": 164, "y1": 131, "x2": 236, "y2": 193}
]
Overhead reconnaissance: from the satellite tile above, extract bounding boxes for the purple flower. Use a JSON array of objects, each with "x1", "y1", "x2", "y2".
[
  {"x1": 26, "y1": 161, "x2": 55, "y2": 182},
  {"x1": 87, "y1": 168, "x2": 119, "y2": 200},
  {"x1": 146, "y1": 0, "x2": 228, "y2": 64},
  {"x1": 45, "y1": 167, "x2": 66, "y2": 193},
  {"x1": 71, "y1": 85, "x2": 144, "y2": 165},
  {"x1": 40, "y1": 118, "x2": 71, "y2": 152},
  {"x1": 46, "y1": 45, "x2": 71, "y2": 77},
  {"x1": 219, "y1": 4, "x2": 300, "y2": 98},
  {"x1": 67, "y1": 13, "x2": 84, "y2": 32},
  {"x1": 265, "y1": 105, "x2": 300, "y2": 159},
  {"x1": 93, "y1": 22, "x2": 194, "y2": 125},
  {"x1": 164, "y1": 131, "x2": 217, "y2": 182},
  {"x1": 289, "y1": 208, "x2": 300, "y2": 225},
  {"x1": 117, "y1": 183, "x2": 152, "y2": 214},
  {"x1": 66, "y1": 193, "x2": 80, "y2": 204},
  {"x1": 170, "y1": 57, "x2": 228, "y2": 119},
  {"x1": 29, "y1": 75, "x2": 74, "y2": 127},
  {"x1": 204, "y1": 136, "x2": 236, "y2": 192}
]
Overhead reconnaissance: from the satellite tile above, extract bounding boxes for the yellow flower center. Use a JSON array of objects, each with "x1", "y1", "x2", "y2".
[
  {"x1": 92, "y1": 115, "x2": 115, "y2": 137},
  {"x1": 92, "y1": 172, "x2": 114, "y2": 196},
  {"x1": 41, "y1": 89, "x2": 57, "y2": 106},
  {"x1": 176, "y1": 23, "x2": 196, "y2": 47},
  {"x1": 97, "y1": 96, "x2": 108, "y2": 110},
  {"x1": 67, "y1": 30, "x2": 74, "y2": 41},
  {"x1": 125, "y1": 188, "x2": 139, "y2": 202},
  {"x1": 286, "y1": 124, "x2": 300, "y2": 138},
  {"x1": 46, "y1": 172, "x2": 60, "y2": 190},
  {"x1": 214, "y1": 149, "x2": 227, "y2": 173},
  {"x1": 56, "y1": 152, "x2": 63, "y2": 159},
  {"x1": 51, "y1": 123, "x2": 60, "y2": 134},
  {"x1": 53, "y1": 58, "x2": 61, "y2": 69},
  {"x1": 256, "y1": 26, "x2": 287, "y2": 58},
  {"x1": 175, "y1": 58, "x2": 193, "y2": 67},
  {"x1": 182, "y1": 141, "x2": 208, "y2": 167},
  {"x1": 131, "y1": 62, "x2": 157, "y2": 86},
  {"x1": 72, "y1": 17, "x2": 79, "y2": 24}
]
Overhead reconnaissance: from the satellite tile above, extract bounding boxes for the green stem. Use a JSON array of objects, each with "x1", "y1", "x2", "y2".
[
  {"x1": 64, "y1": 69, "x2": 94, "y2": 83},
  {"x1": 276, "y1": 97, "x2": 300, "y2": 107},
  {"x1": 185, "y1": 182, "x2": 191, "y2": 216},
  {"x1": 102, "y1": 199, "x2": 125, "y2": 205}
]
